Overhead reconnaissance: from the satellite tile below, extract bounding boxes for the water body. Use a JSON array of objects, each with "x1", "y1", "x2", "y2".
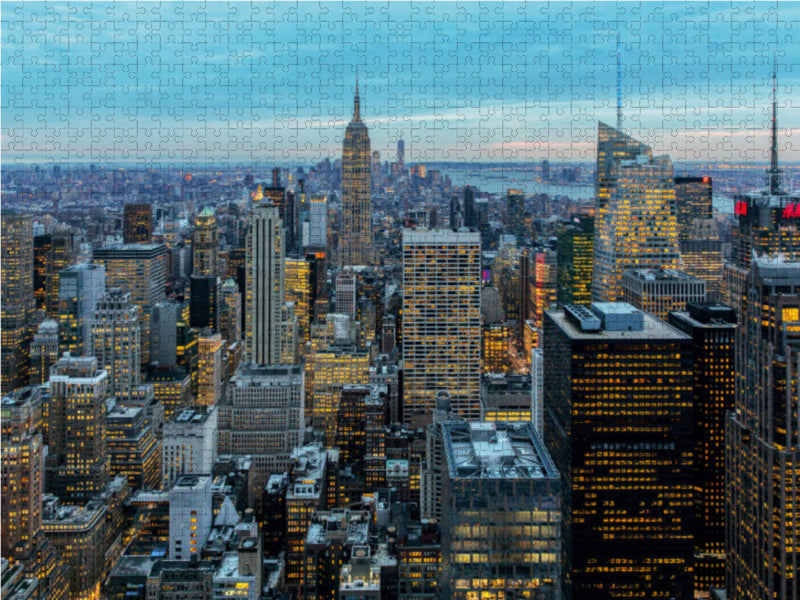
[{"x1": 443, "y1": 166, "x2": 594, "y2": 201}]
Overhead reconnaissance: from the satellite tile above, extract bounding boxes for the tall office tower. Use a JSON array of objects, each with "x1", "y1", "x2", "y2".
[
  {"x1": 439, "y1": 421, "x2": 562, "y2": 600},
  {"x1": 218, "y1": 364, "x2": 305, "y2": 504},
  {"x1": 531, "y1": 248, "x2": 558, "y2": 331},
  {"x1": 145, "y1": 365, "x2": 191, "y2": 421},
  {"x1": 403, "y1": 229, "x2": 481, "y2": 425},
  {"x1": 192, "y1": 207, "x2": 218, "y2": 277},
  {"x1": 681, "y1": 238, "x2": 724, "y2": 302},
  {"x1": 542, "y1": 158, "x2": 550, "y2": 182},
  {"x1": 1, "y1": 387, "x2": 45, "y2": 560},
  {"x1": 45, "y1": 226, "x2": 75, "y2": 318},
  {"x1": 90, "y1": 288, "x2": 141, "y2": 400},
  {"x1": 220, "y1": 278, "x2": 242, "y2": 344},
  {"x1": 556, "y1": 216, "x2": 594, "y2": 306},
  {"x1": 58, "y1": 263, "x2": 106, "y2": 357},
  {"x1": 532, "y1": 347, "x2": 544, "y2": 436},
  {"x1": 1, "y1": 211, "x2": 35, "y2": 393},
  {"x1": 161, "y1": 405, "x2": 218, "y2": 489},
  {"x1": 727, "y1": 259, "x2": 800, "y2": 600},
  {"x1": 30, "y1": 319, "x2": 59, "y2": 385},
  {"x1": 189, "y1": 275, "x2": 220, "y2": 330},
  {"x1": 336, "y1": 269, "x2": 357, "y2": 318},
  {"x1": 309, "y1": 343, "x2": 369, "y2": 445},
  {"x1": 591, "y1": 123, "x2": 681, "y2": 302},
  {"x1": 308, "y1": 195, "x2": 328, "y2": 249},
  {"x1": 197, "y1": 332, "x2": 223, "y2": 406},
  {"x1": 622, "y1": 268, "x2": 706, "y2": 322},
  {"x1": 105, "y1": 404, "x2": 159, "y2": 490},
  {"x1": 544, "y1": 303, "x2": 693, "y2": 600},
  {"x1": 281, "y1": 302, "x2": 299, "y2": 364},
  {"x1": 169, "y1": 474, "x2": 213, "y2": 560},
  {"x1": 675, "y1": 176, "x2": 712, "y2": 241},
  {"x1": 94, "y1": 243, "x2": 167, "y2": 364},
  {"x1": 285, "y1": 258, "x2": 313, "y2": 344},
  {"x1": 397, "y1": 138, "x2": 405, "y2": 166},
  {"x1": 150, "y1": 301, "x2": 182, "y2": 366},
  {"x1": 123, "y1": 203, "x2": 153, "y2": 244},
  {"x1": 46, "y1": 355, "x2": 109, "y2": 503},
  {"x1": 506, "y1": 188, "x2": 526, "y2": 244},
  {"x1": 33, "y1": 233, "x2": 52, "y2": 311},
  {"x1": 449, "y1": 194, "x2": 461, "y2": 228},
  {"x1": 482, "y1": 323, "x2": 510, "y2": 373},
  {"x1": 371, "y1": 150, "x2": 381, "y2": 192},
  {"x1": 463, "y1": 186, "x2": 476, "y2": 228},
  {"x1": 340, "y1": 79, "x2": 372, "y2": 267},
  {"x1": 246, "y1": 202, "x2": 284, "y2": 365},
  {"x1": 335, "y1": 385, "x2": 387, "y2": 472},
  {"x1": 667, "y1": 302, "x2": 736, "y2": 592}
]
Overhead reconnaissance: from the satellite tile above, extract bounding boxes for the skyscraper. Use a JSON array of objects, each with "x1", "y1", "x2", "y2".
[
  {"x1": 727, "y1": 259, "x2": 800, "y2": 599},
  {"x1": 506, "y1": 188, "x2": 525, "y2": 244},
  {"x1": 58, "y1": 263, "x2": 107, "y2": 357},
  {"x1": 340, "y1": 79, "x2": 372, "y2": 266},
  {"x1": 192, "y1": 206, "x2": 218, "y2": 277},
  {"x1": 245, "y1": 202, "x2": 284, "y2": 364},
  {"x1": 675, "y1": 176, "x2": 712, "y2": 241},
  {"x1": 90, "y1": 288, "x2": 141, "y2": 400},
  {"x1": 1, "y1": 211, "x2": 35, "y2": 393},
  {"x1": 402, "y1": 229, "x2": 481, "y2": 425},
  {"x1": 544, "y1": 303, "x2": 693, "y2": 600},
  {"x1": 123, "y1": 203, "x2": 153, "y2": 244},
  {"x1": 30, "y1": 319, "x2": 59, "y2": 385},
  {"x1": 463, "y1": 186, "x2": 476, "y2": 228},
  {"x1": 308, "y1": 195, "x2": 328, "y2": 250},
  {"x1": 556, "y1": 216, "x2": 594, "y2": 306},
  {"x1": 591, "y1": 123, "x2": 681, "y2": 302},
  {"x1": 197, "y1": 331, "x2": 223, "y2": 406},
  {"x1": 621, "y1": 267, "x2": 706, "y2": 322},
  {"x1": 285, "y1": 258, "x2": 313, "y2": 344},
  {"x1": 45, "y1": 226, "x2": 76, "y2": 319}
]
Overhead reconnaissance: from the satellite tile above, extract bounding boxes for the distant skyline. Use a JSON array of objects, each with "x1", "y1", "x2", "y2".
[{"x1": 2, "y1": 1, "x2": 798, "y2": 167}]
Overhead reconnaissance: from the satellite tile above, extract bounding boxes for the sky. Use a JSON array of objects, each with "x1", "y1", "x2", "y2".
[{"x1": 2, "y1": 1, "x2": 798, "y2": 168}]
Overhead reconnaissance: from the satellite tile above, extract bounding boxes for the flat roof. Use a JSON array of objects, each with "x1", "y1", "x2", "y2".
[{"x1": 547, "y1": 308, "x2": 689, "y2": 341}]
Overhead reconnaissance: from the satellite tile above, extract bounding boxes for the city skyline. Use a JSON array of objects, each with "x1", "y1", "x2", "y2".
[{"x1": 3, "y1": 1, "x2": 799, "y2": 166}]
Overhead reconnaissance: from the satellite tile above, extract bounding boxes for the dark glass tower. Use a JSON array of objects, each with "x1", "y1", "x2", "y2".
[
  {"x1": 675, "y1": 176, "x2": 712, "y2": 241},
  {"x1": 556, "y1": 216, "x2": 594, "y2": 306}
]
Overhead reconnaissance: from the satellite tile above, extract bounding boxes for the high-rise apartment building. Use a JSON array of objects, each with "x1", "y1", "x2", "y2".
[
  {"x1": 402, "y1": 229, "x2": 481, "y2": 425},
  {"x1": 506, "y1": 188, "x2": 526, "y2": 244},
  {"x1": 675, "y1": 176, "x2": 713, "y2": 241},
  {"x1": 668, "y1": 302, "x2": 736, "y2": 592},
  {"x1": 192, "y1": 207, "x2": 218, "y2": 277},
  {"x1": 94, "y1": 243, "x2": 167, "y2": 364},
  {"x1": 1, "y1": 387, "x2": 45, "y2": 560},
  {"x1": 30, "y1": 319, "x2": 60, "y2": 385},
  {"x1": 246, "y1": 202, "x2": 284, "y2": 365},
  {"x1": 90, "y1": 288, "x2": 141, "y2": 400},
  {"x1": 439, "y1": 421, "x2": 562, "y2": 600},
  {"x1": 58, "y1": 263, "x2": 106, "y2": 357},
  {"x1": 592, "y1": 123, "x2": 681, "y2": 302},
  {"x1": 340, "y1": 80, "x2": 372, "y2": 266},
  {"x1": 123, "y1": 203, "x2": 153, "y2": 244},
  {"x1": 556, "y1": 216, "x2": 594, "y2": 306},
  {"x1": 46, "y1": 355, "x2": 109, "y2": 503},
  {"x1": 727, "y1": 259, "x2": 800, "y2": 600},
  {"x1": 1, "y1": 211, "x2": 35, "y2": 393},
  {"x1": 544, "y1": 302, "x2": 693, "y2": 600},
  {"x1": 622, "y1": 267, "x2": 706, "y2": 322}
]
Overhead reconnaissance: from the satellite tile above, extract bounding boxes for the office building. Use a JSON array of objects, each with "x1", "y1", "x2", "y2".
[
  {"x1": 2, "y1": 212, "x2": 35, "y2": 393},
  {"x1": 481, "y1": 323, "x2": 509, "y2": 373},
  {"x1": 727, "y1": 259, "x2": 800, "y2": 600},
  {"x1": 197, "y1": 332, "x2": 223, "y2": 406},
  {"x1": 46, "y1": 355, "x2": 110, "y2": 503},
  {"x1": 150, "y1": 301, "x2": 182, "y2": 367},
  {"x1": 463, "y1": 186, "x2": 476, "y2": 228},
  {"x1": 192, "y1": 207, "x2": 218, "y2": 277},
  {"x1": 680, "y1": 237, "x2": 724, "y2": 302},
  {"x1": 189, "y1": 275, "x2": 220, "y2": 331},
  {"x1": 146, "y1": 365, "x2": 191, "y2": 421},
  {"x1": 162, "y1": 405, "x2": 218, "y2": 490},
  {"x1": 34, "y1": 232, "x2": 52, "y2": 312},
  {"x1": 106, "y1": 404, "x2": 160, "y2": 491},
  {"x1": 592, "y1": 123, "x2": 681, "y2": 302},
  {"x1": 336, "y1": 269, "x2": 357, "y2": 318},
  {"x1": 402, "y1": 229, "x2": 481, "y2": 425},
  {"x1": 1, "y1": 387, "x2": 45, "y2": 560},
  {"x1": 544, "y1": 303, "x2": 693, "y2": 599},
  {"x1": 439, "y1": 421, "x2": 562, "y2": 600},
  {"x1": 245, "y1": 202, "x2": 284, "y2": 365},
  {"x1": 668, "y1": 302, "x2": 736, "y2": 592},
  {"x1": 340, "y1": 80, "x2": 372, "y2": 266},
  {"x1": 308, "y1": 195, "x2": 328, "y2": 250},
  {"x1": 218, "y1": 363, "x2": 305, "y2": 502},
  {"x1": 34, "y1": 226, "x2": 75, "y2": 318},
  {"x1": 480, "y1": 372, "x2": 533, "y2": 423},
  {"x1": 58, "y1": 263, "x2": 106, "y2": 357},
  {"x1": 169, "y1": 474, "x2": 213, "y2": 560},
  {"x1": 285, "y1": 258, "x2": 313, "y2": 344},
  {"x1": 220, "y1": 278, "x2": 242, "y2": 344},
  {"x1": 675, "y1": 176, "x2": 713, "y2": 241},
  {"x1": 507, "y1": 188, "x2": 526, "y2": 244},
  {"x1": 557, "y1": 216, "x2": 594, "y2": 306},
  {"x1": 530, "y1": 248, "x2": 558, "y2": 331},
  {"x1": 94, "y1": 243, "x2": 167, "y2": 364},
  {"x1": 123, "y1": 203, "x2": 153, "y2": 244},
  {"x1": 621, "y1": 267, "x2": 706, "y2": 322},
  {"x1": 90, "y1": 288, "x2": 141, "y2": 400},
  {"x1": 29, "y1": 319, "x2": 59, "y2": 386}
]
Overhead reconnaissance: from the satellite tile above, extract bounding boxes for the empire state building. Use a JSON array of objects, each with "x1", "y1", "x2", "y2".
[{"x1": 340, "y1": 79, "x2": 372, "y2": 266}]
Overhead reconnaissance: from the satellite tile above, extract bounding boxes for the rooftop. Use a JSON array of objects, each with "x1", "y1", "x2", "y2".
[{"x1": 551, "y1": 304, "x2": 689, "y2": 341}]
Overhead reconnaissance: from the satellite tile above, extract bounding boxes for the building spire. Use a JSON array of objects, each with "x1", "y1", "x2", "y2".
[
  {"x1": 616, "y1": 31, "x2": 623, "y2": 131},
  {"x1": 768, "y1": 51, "x2": 781, "y2": 195},
  {"x1": 353, "y1": 69, "x2": 361, "y2": 122}
]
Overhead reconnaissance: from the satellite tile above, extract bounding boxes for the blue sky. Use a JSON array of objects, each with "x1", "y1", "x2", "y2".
[{"x1": 2, "y1": 1, "x2": 798, "y2": 167}]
